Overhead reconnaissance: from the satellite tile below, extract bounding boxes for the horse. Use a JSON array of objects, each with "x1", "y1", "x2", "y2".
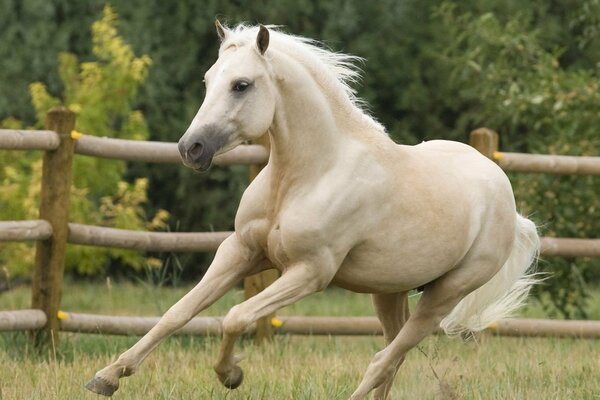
[{"x1": 86, "y1": 22, "x2": 540, "y2": 399}]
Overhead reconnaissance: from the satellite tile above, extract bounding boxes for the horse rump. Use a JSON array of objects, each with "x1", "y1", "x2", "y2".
[{"x1": 439, "y1": 214, "x2": 541, "y2": 337}]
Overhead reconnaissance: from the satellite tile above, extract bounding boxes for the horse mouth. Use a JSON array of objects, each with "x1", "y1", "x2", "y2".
[
  {"x1": 193, "y1": 156, "x2": 213, "y2": 172},
  {"x1": 184, "y1": 149, "x2": 215, "y2": 172}
]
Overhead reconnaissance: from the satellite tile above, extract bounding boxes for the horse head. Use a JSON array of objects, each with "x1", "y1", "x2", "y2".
[{"x1": 178, "y1": 22, "x2": 276, "y2": 171}]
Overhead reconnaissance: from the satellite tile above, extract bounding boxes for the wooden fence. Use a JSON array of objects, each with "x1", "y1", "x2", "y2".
[
  {"x1": 0, "y1": 107, "x2": 266, "y2": 345},
  {"x1": 1, "y1": 109, "x2": 600, "y2": 344}
]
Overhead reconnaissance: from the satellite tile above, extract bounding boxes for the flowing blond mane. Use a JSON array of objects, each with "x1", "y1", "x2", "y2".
[{"x1": 220, "y1": 24, "x2": 386, "y2": 134}]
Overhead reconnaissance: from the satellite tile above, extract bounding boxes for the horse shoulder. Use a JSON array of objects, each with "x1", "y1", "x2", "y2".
[{"x1": 276, "y1": 163, "x2": 383, "y2": 264}]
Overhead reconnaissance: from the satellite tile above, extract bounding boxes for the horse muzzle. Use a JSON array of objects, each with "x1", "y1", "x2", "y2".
[{"x1": 178, "y1": 125, "x2": 230, "y2": 172}]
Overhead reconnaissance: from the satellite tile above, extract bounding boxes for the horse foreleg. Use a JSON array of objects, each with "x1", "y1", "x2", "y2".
[
  {"x1": 85, "y1": 235, "x2": 262, "y2": 396},
  {"x1": 371, "y1": 292, "x2": 410, "y2": 400},
  {"x1": 213, "y1": 262, "x2": 331, "y2": 389}
]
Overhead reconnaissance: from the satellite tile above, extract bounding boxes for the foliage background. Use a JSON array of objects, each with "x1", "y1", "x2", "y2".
[
  {"x1": 0, "y1": 0, "x2": 598, "y2": 317},
  {"x1": 0, "y1": 6, "x2": 168, "y2": 277}
]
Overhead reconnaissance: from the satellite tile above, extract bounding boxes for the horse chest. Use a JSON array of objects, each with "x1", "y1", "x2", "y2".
[
  {"x1": 239, "y1": 216, "x2": 290, "y2": 268},
  {"x1": 264, "y1": 225, "x2": 289, "y2": 269}
]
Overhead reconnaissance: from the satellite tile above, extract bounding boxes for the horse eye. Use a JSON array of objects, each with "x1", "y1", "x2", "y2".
[{"x1": 232, "y1": 80, "x2": 250, "y2": 93}]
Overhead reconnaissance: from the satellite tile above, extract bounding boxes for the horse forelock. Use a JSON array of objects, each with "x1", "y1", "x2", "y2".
[{"x1": 219, "y1": 23, "x2": 386, "y2": 134}]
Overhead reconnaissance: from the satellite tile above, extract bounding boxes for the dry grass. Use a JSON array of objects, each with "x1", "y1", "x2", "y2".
[
  {"x1": 1, "y1": 282, "x2": 600, "y2": 399},
  {"x1": 1, "y1": 333, "x2": 599, "y2": 399}
]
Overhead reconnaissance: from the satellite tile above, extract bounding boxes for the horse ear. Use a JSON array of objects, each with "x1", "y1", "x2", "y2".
[
  {"x1": 215, "y1": 19, "x2": 228, "y2": 42},
  {"x1": 256, "y1": 24, "x2": 270, "y2": 55}
]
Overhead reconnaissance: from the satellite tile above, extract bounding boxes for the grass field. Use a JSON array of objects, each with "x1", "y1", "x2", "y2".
[{"x1": 1, "y1": 281, "x2": 600, "y2": 399}]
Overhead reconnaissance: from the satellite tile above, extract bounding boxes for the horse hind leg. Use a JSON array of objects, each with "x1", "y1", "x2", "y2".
[
  {"x1": 350, "y1": 255, "x2": 505, "y2": 400},
  {"x1": 370, "y1": 292, "x2": 410, "y2": 400}
]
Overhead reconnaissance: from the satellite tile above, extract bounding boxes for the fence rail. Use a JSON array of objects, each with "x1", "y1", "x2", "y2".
[
  {"x1": 0, "y1": 220, "x2": 53, "y2": 241},
  {"x1": 3, "y1": 220, "x2": 599, "y2": 257},
  {"x1": 540, "y1": 237, "x2": 600, "y2": 258},
  {"x1": 59, "y1": 312, "x2": 224, "y2": 336},
  {"x1": 67, "y1": 223, "x2": 231, "y2": 252},
  {"x1": 75, "y1": 134, "x2": 269, "y2": 165},
  {"x1": 3, "y1": 308, "x2": 600, "y2": 339},
  {"x1": 2, "y1": 311, "x2": 593, "y2": 339},
  {"x1": 496, "y1": 152, "x2": 600, "y2": 175},
  {"x1": 0, "y1": 128, "x2": 269, "y2": 165},
  {"x1": 1, "y1": 112, "x2": 599, "y2": 344},
  {"x1": 0, "y1": 310, "x2": 47, "y2": 331},
  {"x1": 470, "y1": 127, "x2": 600, "y2": 175},
  {"x1": 0, "y1": 129, "x2": 60, "y2": 150}
]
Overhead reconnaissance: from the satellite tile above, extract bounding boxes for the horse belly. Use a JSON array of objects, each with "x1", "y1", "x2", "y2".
[
  {"x1": 332, "y1": 212, "x2": 477, "y2": 294},
  {"x1": 332, "y1": 261, "x2": 420, "y2": 293},
  {"x1": 332, "y1": 246, "x2": 452, "y2": 293}
]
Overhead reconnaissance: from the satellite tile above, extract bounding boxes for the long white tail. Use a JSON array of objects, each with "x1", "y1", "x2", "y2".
[{"x1": 440, "y1": 214, "x2": 540, "y2": 336}]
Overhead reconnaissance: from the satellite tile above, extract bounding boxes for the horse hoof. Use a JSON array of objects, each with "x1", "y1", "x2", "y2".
[
  {"x1": 85, "y1": 375, "x2": 119, "y2": 397},
  {"x1": 218, "y1": 365, "x2": 244, "y2": 389}
]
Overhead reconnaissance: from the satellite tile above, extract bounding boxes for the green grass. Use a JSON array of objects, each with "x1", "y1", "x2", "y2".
[
  {"x1": 3, "y1": 278, "x2": 600, "y2": 318},
  {"x1": 1, "y1": 281, "x2": 600, "y2": 399}
]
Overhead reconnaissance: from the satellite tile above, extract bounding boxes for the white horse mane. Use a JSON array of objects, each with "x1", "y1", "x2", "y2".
[{"x1": 220, "y1": 24, "x2": 386, "y2": 134}]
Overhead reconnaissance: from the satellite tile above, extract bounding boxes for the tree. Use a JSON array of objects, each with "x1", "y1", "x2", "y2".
[
  {"x1": 0, "y1": 5, "x2": 168, "y2": 276},
  {"x1": 431, "y1": 2, "x2": 600, "y2": 318}
]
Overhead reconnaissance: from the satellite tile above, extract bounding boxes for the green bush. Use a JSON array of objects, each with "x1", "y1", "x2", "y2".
[
  {"x1": 431, "y1": 2, "x2": 600, "y2": 318},
  {"x1": 0, "y1": 6, "x2": 167, "y2": 276}
]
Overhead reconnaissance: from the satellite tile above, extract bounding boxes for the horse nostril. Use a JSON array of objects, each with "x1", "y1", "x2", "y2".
[{"x1": 188, "y1": 142, "x2": 204, "y2": 160}]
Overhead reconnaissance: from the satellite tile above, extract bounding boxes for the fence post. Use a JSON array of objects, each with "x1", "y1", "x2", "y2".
[
  {"x1": 31, "y1": 107, "x2": 76, "y2": 346},
  {"x1": 243, "y1": 133, "x2": 278, "y2": 343},
  {"x1": 469, "y1": 127, "x2": 499, "y2": 160}
]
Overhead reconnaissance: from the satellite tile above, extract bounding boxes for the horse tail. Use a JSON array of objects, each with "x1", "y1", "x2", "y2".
[{"x1": 440, "y1": 214, "x2": 541, "y2": 337}]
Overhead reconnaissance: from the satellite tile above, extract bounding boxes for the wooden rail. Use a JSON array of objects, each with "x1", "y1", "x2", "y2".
[
  {"x1": 3, "y1": 220, "x2": 598, "y2": 258},
  {"x1": 488, "y1": 318, "x2": 600, "y2": 339},
  {"x1": 0, "y1": 129, "x2": 60, "y2": 150},
  {"x1": 3, "y1": 309, "x2": 600, "y2": 339},
  {"x1": 540, "y1": 237, "x2": 600, "y2": 258},
  {"x1": 0, "y1": 220, "x2": 52, "y2": 241},
  {"x1": 281, "y1": 316, "x2": 600, "y2": 339},
  {"x1": 0, "y1": 309, "x2": 47, "y2": 331},
  {"x1": 278, "y1": 316, "x2": 382, "y2": 335},
  {"x1": 34, "y1": 312, "x2": 600, "y2": 339},
  {"x1": 67, "y1": 223, "x2": 231, "y2": 252},
  {"x1": 470, "y1": 128, "x2": 600, "y2": 175},
  {"x1": 0, "y1": 129, "x2": 269, "y2": 165},
  {"x1": 75, "y1": 134, "x2": 269, "y2": 165},
  {"x1": 496, "y1": 152, "x2": 600, "y2": 175},
  {"x1": 59, "y1": 312, "x2": 224, "y2": 336}
]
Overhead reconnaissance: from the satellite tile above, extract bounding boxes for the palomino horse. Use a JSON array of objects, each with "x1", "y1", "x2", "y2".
[{"x1": 86, "y1": 22, "x2": 539, "y2": 399}]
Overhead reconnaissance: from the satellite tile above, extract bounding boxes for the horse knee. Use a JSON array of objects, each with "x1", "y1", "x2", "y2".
[{"x1": 222, "y1": 305, "x2": 252, "y2": 336}]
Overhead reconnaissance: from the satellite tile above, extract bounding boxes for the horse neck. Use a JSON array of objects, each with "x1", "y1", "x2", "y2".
[
  {"x1": 269, "y1": 101, "x2": 336, "y2": 173},
  {"x1": 267, "y1": 58, "x2": 358, "y2": 178}
]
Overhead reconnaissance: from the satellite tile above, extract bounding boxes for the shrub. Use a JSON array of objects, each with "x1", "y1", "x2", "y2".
[{"x1": 0, "y1": 6, "x2": 168, "y2": 277}]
